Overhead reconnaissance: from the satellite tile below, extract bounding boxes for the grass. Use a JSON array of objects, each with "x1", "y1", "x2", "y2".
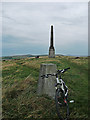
[{"x1": 2, "y1": 56, "x2": 88, "y2": 119}]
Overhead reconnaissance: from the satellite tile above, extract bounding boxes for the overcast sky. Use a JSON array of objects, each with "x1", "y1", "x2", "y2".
[{"x1": 2, "y1": 2, "x2": 88, "y2": 56}]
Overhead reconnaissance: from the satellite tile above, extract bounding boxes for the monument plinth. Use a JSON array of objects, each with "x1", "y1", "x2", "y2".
[{"x1": 49, "y1": 25, "x2": 55, "y2": 58}]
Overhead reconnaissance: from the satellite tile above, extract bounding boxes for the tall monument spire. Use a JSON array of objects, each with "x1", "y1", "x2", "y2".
[
  {"x1": 50, "y1": 25, "x2": 54, "y2": 49},
  {"x1": 49, "y1": 25, "x2": 55, "y2": 58}
]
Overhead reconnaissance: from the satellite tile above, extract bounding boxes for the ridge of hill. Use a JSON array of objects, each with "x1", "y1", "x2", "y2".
[{"x1": 2, "y1": 56, "x2": 88, "y2": 119}]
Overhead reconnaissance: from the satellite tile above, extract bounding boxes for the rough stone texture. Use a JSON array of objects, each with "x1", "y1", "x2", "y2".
[
  {"x1": 49, "y1": 48, "x2": 55, "y2": 58},
  {"x1": 37, "y1": 63, "x2": 57, "y2": 99}
]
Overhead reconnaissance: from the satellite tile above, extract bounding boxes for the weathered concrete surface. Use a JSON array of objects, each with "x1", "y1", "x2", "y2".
[
  {"x1": 49, "y1": 48, "x2": 55, "y2": 58},
  {"x1": 37, "y1": 63, "x2": 57, "y2": 99}
]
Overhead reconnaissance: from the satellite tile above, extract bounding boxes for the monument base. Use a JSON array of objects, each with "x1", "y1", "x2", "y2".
[{"x1": 49, "y1": 48, "x2": 55, "y2": 58}]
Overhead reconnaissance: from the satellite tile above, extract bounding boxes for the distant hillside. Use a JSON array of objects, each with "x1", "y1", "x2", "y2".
[
  {"x1": 2, "y1": 53, "x2": 87, "y2": 60},
  {"x1": 2, "y1": 54, "x2": 65, "y2": 60},
  {"x1": 2, "y1": 54, "x2": 36, "y2": 60}
]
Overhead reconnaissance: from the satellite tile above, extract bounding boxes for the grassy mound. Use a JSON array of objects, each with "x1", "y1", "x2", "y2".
[{"x1": 2, "y1": 56, "x2": 88, "y2": 119}]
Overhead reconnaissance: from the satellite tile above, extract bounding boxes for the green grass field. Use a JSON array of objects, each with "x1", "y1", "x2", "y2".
[{"x1": 2, "y1": 56, "x2": 88, "y2": 119}]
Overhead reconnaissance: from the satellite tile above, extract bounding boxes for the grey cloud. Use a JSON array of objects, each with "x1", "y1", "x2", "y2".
[
  {"x1": 2, "y1": 2, "x2": 88, "y2": 56},
  {"x1": 3, "y1": 15, "x2": 32, "y2": 25}
]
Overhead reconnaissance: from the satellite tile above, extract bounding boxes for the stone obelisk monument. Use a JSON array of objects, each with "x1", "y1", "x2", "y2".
[{"x1": 49, "y1": 25, "x2": 55, "y2": 58}]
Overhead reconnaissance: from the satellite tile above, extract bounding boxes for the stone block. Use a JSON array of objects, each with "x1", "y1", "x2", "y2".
[
  {"x1": 49, "y1": 48, "x2": 55, "y2": 58},
  {"x1": 37, "y1": 63, "x2": 57, "y2": 99}
]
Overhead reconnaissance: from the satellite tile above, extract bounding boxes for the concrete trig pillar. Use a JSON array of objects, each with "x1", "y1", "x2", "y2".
[{"x1": 37, "y1": 63, "x2": 57, "y2": 99}]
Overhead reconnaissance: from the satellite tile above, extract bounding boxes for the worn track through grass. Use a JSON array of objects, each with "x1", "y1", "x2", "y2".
[{"x1": 2, "y1": 56, "x2": 88, "y2": 119}]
